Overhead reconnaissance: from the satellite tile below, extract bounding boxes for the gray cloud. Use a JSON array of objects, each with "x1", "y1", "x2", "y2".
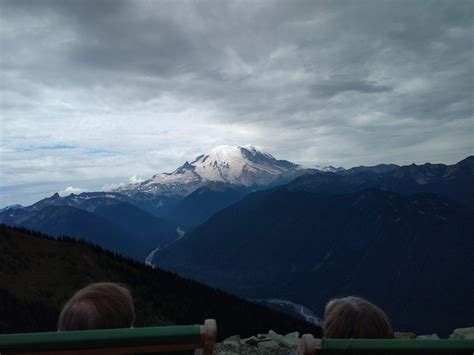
[{"x1": 0, "y1": 0, "x2": 473, "y2": 206}]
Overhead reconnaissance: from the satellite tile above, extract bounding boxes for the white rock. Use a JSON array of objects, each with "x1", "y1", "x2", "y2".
[{"x1": 449, "y1": 327, "x2": 474, "y2": 340}]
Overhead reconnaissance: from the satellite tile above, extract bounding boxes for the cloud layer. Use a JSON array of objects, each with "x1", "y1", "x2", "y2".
[{"x1": 1, "y1": 0, "x2": 473, "y2": 206}]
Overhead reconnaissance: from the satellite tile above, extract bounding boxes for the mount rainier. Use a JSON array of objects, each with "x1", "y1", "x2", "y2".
[{"x1": 114, "y1": 145, "x2": 334, "y2": 197}]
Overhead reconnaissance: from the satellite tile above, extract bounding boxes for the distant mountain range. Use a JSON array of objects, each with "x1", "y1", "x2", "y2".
[
  {"x1": 0, "y1": 145, "x2": 334, "y2": 246},
  {"x1": 289, "y1": 156, "x2": 474, "y2": 208},
  {"x1": 1, "y1": 151, "x2": 472, "y2": 255},
  {"x1": 0, "y1": 193, "x2": 177, "y2": 260},
  {"x1": 1, "y1": 147, "x2": 473, "y2": 335}
]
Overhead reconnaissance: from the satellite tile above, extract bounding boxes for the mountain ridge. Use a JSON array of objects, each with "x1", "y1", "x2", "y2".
[
  {"x1": 288, "y1": 155, "x2": 474, "y2": 208},
  {"x1": 1, "y1": 197, "x2": 177, "y2": 260}
]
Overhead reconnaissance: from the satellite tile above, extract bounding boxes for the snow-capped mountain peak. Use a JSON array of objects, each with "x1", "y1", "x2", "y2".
[
  {"x1": 114, "y1": 145, "x2": 345, "y2": 197},
  {"x1": 189, "y1": 145, "x2": 294, "y2": 184},
  {"x1": 115, "y1": 145, "x2": 305, "y2": 197}
]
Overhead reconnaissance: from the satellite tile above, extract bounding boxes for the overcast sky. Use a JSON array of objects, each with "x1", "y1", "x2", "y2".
[{"x1": 1, "y1": 0, "x2": 473, "y2": 206}]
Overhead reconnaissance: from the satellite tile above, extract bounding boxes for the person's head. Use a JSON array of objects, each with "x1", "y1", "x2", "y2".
[
  {"x1": 58, "y1": 282, "x2": 135, "y2": 331},
  {"x1": 324, "y1": 296, "x2": 394, "y2": 339}
]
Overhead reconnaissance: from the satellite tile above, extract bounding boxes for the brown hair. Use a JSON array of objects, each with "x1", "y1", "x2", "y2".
[
  {"x1": 58, "y1": 282, "x2": 135, "y2": 331},
  {"x1": 324, "y1": 296, "x2": 394, "y2": 339}
]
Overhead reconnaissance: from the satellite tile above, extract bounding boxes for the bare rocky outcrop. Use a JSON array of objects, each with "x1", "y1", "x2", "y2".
[
  {"x1": 215, "y1": 331, "x2": 300, "y2": 354},
  {"x1": 449, "y1": 327, "x2": 474, "y2": 340}
]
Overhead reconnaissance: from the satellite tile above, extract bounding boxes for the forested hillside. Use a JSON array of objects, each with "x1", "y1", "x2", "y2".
[{"x1": 0, "y1": 225, "x2": 320, "y2": 339}]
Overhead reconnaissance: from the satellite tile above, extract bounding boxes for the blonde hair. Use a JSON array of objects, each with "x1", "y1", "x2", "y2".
[
  {"x1": 324, "y1": 296, "x2": 394, "y2": 339},
  {"x1": 58, "y1": 282, "x2": 135, "y2": 331}
]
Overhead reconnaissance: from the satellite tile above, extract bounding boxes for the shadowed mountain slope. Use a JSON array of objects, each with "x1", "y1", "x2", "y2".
[
  {"x1": 0, "y1": 197, "x2": 177, "y2": 260},
  {"x1": 172, "y1": 182, "x2": 249, "y2": 226},
  {"x1": 154, "y1": 188, "x2": 474, "y2": 336}
]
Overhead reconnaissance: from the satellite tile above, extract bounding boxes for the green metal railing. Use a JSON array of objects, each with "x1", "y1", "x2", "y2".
[
  {"x1": 0, "y1": 325, "x2": 203, "y2": 354},
  {"x1": 1, "y1": 326, "x2": 473, "y2": 354},
  {"x1": 301, "y1": 335, "x2": 474, "y2": 354}
]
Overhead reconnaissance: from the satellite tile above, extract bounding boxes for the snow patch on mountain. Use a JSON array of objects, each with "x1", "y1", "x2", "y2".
[
  {"x1": 58, "y1": 186, "x2": 87, "y2": 196},
  {"x1": 313, "y1": 165, "x2": 345, "y2": 173},
  {"x1": 191, "y1": 145, "x2": 298, "y2": 184},
  {"x1": 0, "y1": 204, "x2": 23, "y2": 212}
]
